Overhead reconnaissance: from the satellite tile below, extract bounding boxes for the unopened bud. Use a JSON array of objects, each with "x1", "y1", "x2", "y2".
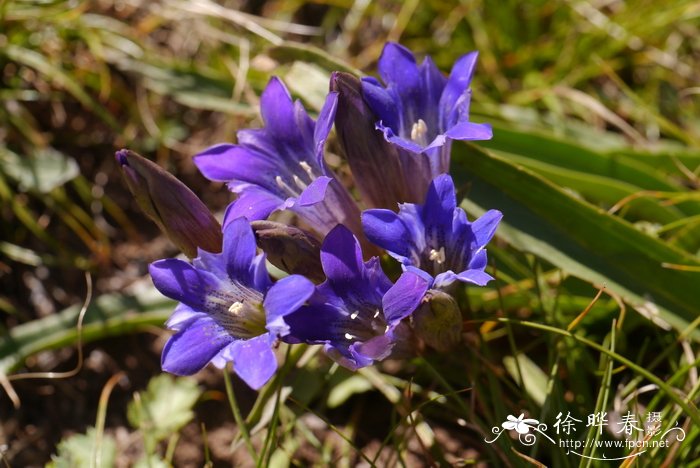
[
  {"x1": 115, "y1": 149, "x2": 222, "y2": 258},
  {"x1": 412, "y1": 289, "x2": 462, "y2": 352},
  {"x1": 250, "y1": 220, "x2": 324, "y2": 283}
]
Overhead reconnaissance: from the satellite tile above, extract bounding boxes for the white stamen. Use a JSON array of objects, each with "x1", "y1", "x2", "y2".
[
  {"x1": 228, "y1": 301, "x2": 245, "y2": 315},
  {"x1": 350, "y1": 311, "x2": 359, "y2": 319},
  {"x1": 429, "y1": 247, "x2": 446, "y2": 265},
  {"x1": 293, "y1": 174, "x2": 308, "y2": 190},
  {"x1": 275, "y1": 175, "x2": 299, "y2": 196},
  {"x1": 344, "y1": 333, "x2": 354, "y2": 340},
  {"x1": 410, "y1": 119, "x2": 429, "y2": 146},
  {"x1": 299, "y1": 161, "x2": 316, "y2": 179},
  {"x1": 373, "y1": 309, "x2": 380, "y2": 319}
]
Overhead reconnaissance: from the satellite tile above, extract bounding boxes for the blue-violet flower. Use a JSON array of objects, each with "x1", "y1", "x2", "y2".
[
  {"x1": 361, "y1": 43, "x2": 492, "y2": 202},
  {"x1": 150, "y1": 217, "x2": 315, "y2": 389},
  {"x1": 284, "y1": 225, "x2": 429, "y2": 370},
  {"x1": 194, "y1": 77, "x2": 362, "y2": 237},
  {"x1": 362, "y1": 174, "x2": 502, "y2": 289}
]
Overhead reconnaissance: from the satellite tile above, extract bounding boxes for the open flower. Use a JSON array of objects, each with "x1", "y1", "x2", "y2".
[
  {"x1": 150, "y1": 217, "x2": 315, "y2": 389},
  {"x1": 502, "y1": 414, "x2": 539, "y2": 435},
  {"x1": 194, "y1": 77, "x2": 361, "y2": 237},
  {"x1": 362, "y1": 174, "x2": 502, "y2": 290},
  {"x1": 284, "y1": 225, "x2": 429, "y2": 370},
  {"x1": 360, "y1": 43, "x2": 492, "y2": 202}
]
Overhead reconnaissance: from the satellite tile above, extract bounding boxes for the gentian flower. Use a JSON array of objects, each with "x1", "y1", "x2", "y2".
[
  {"x1": 116, "y1": 149, "x2": 223, "y2": 258},
  {"x1": 362, "y1": 174, "x2": 502, "y2": 290},
  {"x1": 360, "y1": 43, "x2": 492, "y2": 202},
  {"x1": 194, "y1": 77, "x2": 362, "y2": 237},
  {"x1": 284, "y1": 225, "x2": 429, "y2": 370},
  {"x1": 149, "y1": 217, "x2": 315, "y2": 390}
]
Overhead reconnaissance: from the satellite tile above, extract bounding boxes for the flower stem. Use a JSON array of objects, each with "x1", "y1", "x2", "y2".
[{"x1": 223, "y1": 367, "x2": 258, "y2": 464}]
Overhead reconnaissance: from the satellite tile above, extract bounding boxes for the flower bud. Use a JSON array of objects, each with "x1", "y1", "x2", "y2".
[
  {"x1": 116, "y1": 149, "x2": 222, "y2": 258},
  {"x1": 330, "y1": 72, "x2": 410, "y2": 209},
  {"x1": 412, "y1": 289, "x2": 462, "y2": 352},
  {"x1": 250, "y1": 220, "x2": 325, "y2": 283}
]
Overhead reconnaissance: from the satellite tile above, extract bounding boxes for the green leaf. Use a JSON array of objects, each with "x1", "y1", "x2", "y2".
[
  {"x1": 3, "y1": 44, "x2": 118, "y2": 129},
  {"x1": 503, "y1": 355, "x2": 548, "y2": 407},
  {"x1": 327, "y1": 374, "x2": 374, "y2": 408},
  {"x1": 452, "y1": 143, "x2": 700, "y2": 337},
  {"x1": 0, "y1": 285, "x2": 173, "y2": 376},
  {"x1": 284, "y1": 61, "x2": 331, "y2": 111},
  {"x1": 127, "y1": 374, "x2": 201, "y2": 449},
  {"x1": 267, "y1": 42, "x2": 361, "y2": 76},
  {"x1": 0, "y1": 147, "x2": 79, "y2": 194},
  {"x1": 47, "y1": 427, "x2": 116, "y2": 468}
]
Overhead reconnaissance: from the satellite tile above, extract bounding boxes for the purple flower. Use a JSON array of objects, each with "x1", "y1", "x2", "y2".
[
  {"x1": 362, "y1": 174, "x2": 502, "y2": 290},
  {"x1": 360, "y1": 43, "x2": 492, "y2": 202},
  {"x1": 284, "y1": 225, "x2": 429, "y2": 370},
  {"x1": 194, "y1": 77, "x2": 361, "y2": 237},
  {"x1": 149, "y1": 217, "x2": 315, "y2": 390}
]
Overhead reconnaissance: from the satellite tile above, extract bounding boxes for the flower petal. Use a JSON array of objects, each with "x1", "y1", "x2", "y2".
[
  {"x1": 382, "y1": 271, "x2": 430, "y2": 325},
  {"x1": 161, "y1": 316, "x2": 233, "y2": 375},
  {"x1": 440, "y1": 51, "x2": 478, "y2": 125},
  {"x1": 297, "y1": 176, "x2": 331, "y2": 206},
  {"x1": 444, "y1": 122, "x2": 493, "y2": 141},
  {"x1": 229, "y1": 334, "x2": 278, "y2": 390},
  {"x1": 362, "y1": 208, "x2": 413, "y2": 258},
  {"x1": 472, "y1": 209, "x2": 503, "y2": 249},
  {"x1": 320, "y1": 225, "x2": 364, "y2": 285},
  {"x1": 223, "y1": 189, "x2": 282, "y2": 223},
  {"x1": 361, "y1": 77, "x2": 401, "y2": 132},
  {"x1": 221, "y1": 217, "x2": 258, "y2": 284},
  {"x1": 165, "y1": 304, "x2": 204, "y2": 330},
  {"x1": 259, "y1": 77, "x2": 297, "y2": 141},
  {"x1": 313, "y1": 92, "x2": 338, "y2": 160},
  {"x1": 264, "y1": 274, "x2": 315, "y2": 337},
  {"x1": 149, "y1": 259, "x2": 211, "y2": 308},
  {"x1": 422, "y1": 174, "x2": 457, "y2": 230}
]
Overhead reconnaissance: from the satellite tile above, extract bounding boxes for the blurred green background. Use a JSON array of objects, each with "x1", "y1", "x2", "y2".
[{"x1": 2, "y1": 0, "x2": 700, "y2": 466}]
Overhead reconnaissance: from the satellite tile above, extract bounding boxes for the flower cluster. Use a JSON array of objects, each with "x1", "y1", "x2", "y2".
[{"x1": 118, "y1": 43, "x2": 502, "y2": 389}]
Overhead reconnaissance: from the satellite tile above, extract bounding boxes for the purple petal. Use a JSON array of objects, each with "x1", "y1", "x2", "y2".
[
  {"x1": 229, "y1": 334, "x2": 278, "y2": 389},
  {"x1": 283, "y1": 302, "x2": 344, "y2": 344},
  {"x1": 250, "y1": 253, "x2": 273, "y2": 292},
  {"x1": 377, "y1": 43, "x2": 420, "y2": 96},
  {"x1": 165, "y1": 304, "x2": 204, "y2": 330},
  {"x1": 422, "y1": 174, "x2": 457, "y2": 229},
  {"x1": 161, "y1": 316, "x2": 233, "y2": 375},
  {"x1": 352, "y1": 333, "x2": 394, "y2": 363},
  {"x1": 223, "y1": 190, "x2": 281, "y2": 224},
  {"x1": 361, "y1": 78, "x2": 400, "y2": 132},
  {"x1": 313, "y1": 92, "x2": 338, "y2": 160},
  {"x1": 444, "y1": 122, "x2": 493, "y2": 141},
  {"x1": 320, "y1": 225, "x2": 364, "y2": 284},
  {"x1": 375, "y1": 121, "x2": 424, "y2": 154},
  {"x1": 194, "y1": 144, "x2": 241, "y2": 182},
  {"x1": 259, "y1": 77, "x2": 296, "y2": 141},
  {"x1": 440, "y1": 51, "x2": 478, "y2": 124},
  {"x1": 149, "y1": 259, "x2": 211, "y2": 308},
  {"x1": 222, "y1": 217, "x2": 257, "y2": 283},
  {"x1": 264, "y1": 275, "x2": 315, "y2": 337},
  {"x1": 382, "y1": 271, "x2": 430, "y2": 325},
  {"x1": 434, "y1": 267, "x2": 493, "y2": 288},
  {"x1": 472, "y1": 209, "x2": 503, "y2": 248},
  {"x1": 297, "y1": 176, "x2": 331, "y2": 206},
  {"x1": 432, "y1": 271, "x2": 458, "y2": 289},
  {"x1": 361, "y1": 208, "x2": 412, "y2": 258},
  {"x1": 469, "y1": 249, "x2": 488, "y2": 270}
]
